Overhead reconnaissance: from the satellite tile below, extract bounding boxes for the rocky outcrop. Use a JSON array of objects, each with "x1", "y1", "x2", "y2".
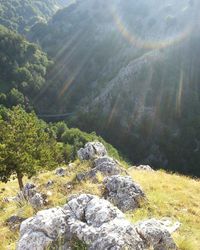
[
  {"x1": 29, "y1": 193, "x2": 47, "y2": 210},
  {"x1": 17, "y1": 206, "x2": 68, "y2": 250},
  {"x1": 16, "y1": 183, "x2": 47, "y2": 209},
  {"x1": 130, "y1": 165, "x2": 155, "y2": 171},
  {"x1": 17, "y1": 194, "x2": 178, "y2": 250},
  {"x1": 76, "y1": 156, "x2": 127, "y2": 182},
  {"x1": 135, "y1": 219, "x2": 179, "y2": 250},
  {"x1": 90, "y1": 156, "x2": 127, "y2": 177},
  {"x1": 77, "y1": 141, "x2": 107, "y2": 160},
  {"x1": 103, "y1": 175, "x2": 145, "y2": 212},
  {"x1": 21, "y1": 183, "x2": 37, "y2": 200}
]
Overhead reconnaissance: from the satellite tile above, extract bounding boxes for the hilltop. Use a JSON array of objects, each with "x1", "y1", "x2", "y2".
[{"x1": 0, "y1": 142, "x2": 199, "y2": 249}]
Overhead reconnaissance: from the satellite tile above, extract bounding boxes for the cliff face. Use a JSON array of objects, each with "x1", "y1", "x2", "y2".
[{"x1": 30, "y1": 0, "x2": 200, "y2": 176}]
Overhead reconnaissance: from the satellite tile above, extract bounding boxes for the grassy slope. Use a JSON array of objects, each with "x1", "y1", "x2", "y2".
[{"x1": 0, "y1": 161, "x2": 199, "y2": 250}]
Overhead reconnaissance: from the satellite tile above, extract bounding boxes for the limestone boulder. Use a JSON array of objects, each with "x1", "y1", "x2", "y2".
[
  {"x1": 17, "y1": 194, "x2": 178, "y2": 250},
  {"x1": 77, "y1": 142, "x2": 107, "y2": 160},
  {"x1": 89, "y1": 156, "x2": 127, "y2": 178},
  {"x1": 103, "y1": 175, "x2": 145, "y2": 212}
]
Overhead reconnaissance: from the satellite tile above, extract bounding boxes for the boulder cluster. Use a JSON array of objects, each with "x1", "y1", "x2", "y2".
[
  {"x1": 16, "y1": 183, "x2": 47, "y2": 210},
  {"x1": 17, "y1": 141, "x2": 180, "y2": 250}
]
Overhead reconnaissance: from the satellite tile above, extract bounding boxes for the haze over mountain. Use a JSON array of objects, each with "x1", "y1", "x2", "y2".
[
  {"x1": 0, "y1": 2, "x2": 200, "y2": 249},
  {"x1": 0, "y1": 0, "x2": 73, "y2": 33},
  {"x1": 27, "y1": 0, "x2": 200, "y2": 176}
]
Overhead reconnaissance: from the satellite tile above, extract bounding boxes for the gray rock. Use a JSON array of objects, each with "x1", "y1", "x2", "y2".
[
  {"x1": 103, "y1": 175, "x2": 145, "y2": 212},
  {"x1": 77, "y1": 141, "x2": 107, "y2": 160},
  {"x1": 15, "y1": 183, "x2": 37, "y2": 204},
  {"x1": 17, "y1": 207, "x2": 70, "y2": 250},
  {"x1": 17, "y1": 194, "x2": 178, "y2": 250},
  {"x1": 29, "y1": 193, "x2": 47, "y2": 210},
  {"x1": 87, "y1": 156, "x2": 126, "y2": 178},
  {"x1": 134, "y1": 165, "x2": 154, "y2": 171},
  {"x1": 15, "y1": 183, "x2": 47, "y2": 209},
  {"x1": 22, "y1": 183, "x2": 37, "y2": 199},
  {"x1": 6, "y1": 215, "x2": 25, "y2": 230},
  {"x1": 76, "y1": 173, "x2": 86, "y2": 182},
  {"x1": 135, "y1": 219, "x2": 178, "y2": 250},
  {"x1": 55, "y1": 168, "x2": 66, "y2": 176}
]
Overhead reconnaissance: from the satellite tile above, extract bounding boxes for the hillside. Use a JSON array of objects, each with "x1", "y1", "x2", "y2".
[
  {"x1": 0, "y1": 25, "x2": 51, "y2": 110},
  {"x1": 29, "y1": 0, "x2": 200, "y2": 177},
  {"x1": 0, "y1": 2, "x2": 200, "y2": 250},
  {"x1": 0, "y1": 150, "x2": 199, "y2": 249},
  {"x1": 0, "y1": 0, "x2": 73, "y2": 34}
]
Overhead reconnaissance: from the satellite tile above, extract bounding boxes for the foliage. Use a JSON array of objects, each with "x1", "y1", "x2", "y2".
[
  {"x1": 0, "y1": 106, "x2": 58, "y2": 190},
  {"x1": 49, "y1": 122, "x2": 121, "y2": 163},
  {"x1": 0, "y1": 25, "x2": 51, "y2": 110},
  {"x1": 0, "y1": 0, "x2": 69, "y2": 34}
]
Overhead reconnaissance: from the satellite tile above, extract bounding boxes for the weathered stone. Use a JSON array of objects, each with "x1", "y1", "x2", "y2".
[
  {"x1": 15, "y1": 183, "x2": 47, "y2": 209},
  {"x1": 17, "y1": 207, "x2": 70, "y2": 250},
  {"x1": 87, "y1": 156, "x2": 126, "y2": 179},
  {"x1": 133, "y1": 165, "x2": 154, "y2": 171},
  {"x1": 17, "y1": 194, "x2": 178, "y2": 250},
  {"x1": 6, "y1": 215, "x2": 25, "y2": 230},
  {"x1": 64, "y1": 194, "x2": 145, "y2": 250},
  {"x1": 103, "y1": 175, "x2": 145, "y2": 212},
  {"x1": 76, "y1": 173, "x2": 86, "y2": 182},
  {"x1": 15, "y1": 183, "x2": 37, "y2": 204},
  {"x1": 135, "y1": 219, "x2": 178, "y2": 250},
  {"x1": 29, "y1": 193, "x2": 47, "y2": 210},
  {"x1": 55, "y1": 168, "x2": 66, "y2": 176},
  {"x1": 22, "y1": 183, "x2": 37, "y2": 199},
  {"x1": 77, "y1": 141, "x2": 107, "y2": 160}
]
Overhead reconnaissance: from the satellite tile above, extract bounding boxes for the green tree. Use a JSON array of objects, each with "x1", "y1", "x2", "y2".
[
  {"x1": 0, "y1": 106, "x2": 58, "y2": 190},
  {"x1": 7, "y1": 88, "x2": 25, "y2": 106}
]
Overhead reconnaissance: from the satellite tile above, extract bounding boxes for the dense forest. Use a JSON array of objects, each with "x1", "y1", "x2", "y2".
[
  {"x1": 0, "y1": 25, "x2": 52, "y2": 110},
  {"x1": 0, "y1": 0, "x2": 72, "y2": 33},
  {"x1": 0, "y1": 0, "x2": 200, "y2": 176}
]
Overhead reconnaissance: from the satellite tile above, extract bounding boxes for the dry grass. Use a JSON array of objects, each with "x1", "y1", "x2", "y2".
[
  {"x1": 127, "y1": 169, "x2": 200, "y2": 250},
  {"x1": 0, "y1": 162, "x2": 199, "y2": 249}
]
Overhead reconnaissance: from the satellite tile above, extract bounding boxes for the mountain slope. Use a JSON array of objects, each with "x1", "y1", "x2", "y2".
[
  {"x1": 0, "y1": 0, "x2": 73, "y2": 33},
  {"x1": 29, "y1": 0, "x2": 200, "y2": 176},
  {"x1": 0, "y1": 162, "x2": 199, "y2": 249},
  {"x1": 0, "y1": 25, "x2": 51, "y2": 110}
]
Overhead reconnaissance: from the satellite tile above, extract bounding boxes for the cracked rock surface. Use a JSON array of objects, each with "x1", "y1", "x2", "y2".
[
  {"x1": 17, "y1": 194, "x2": 178, "y2": 250},
  {"x1": 77, "y1": 141, "x2": 107, "y2": 160},
  {"x1": 103, "y1": 175, "x2": 145, "y2": 212}
]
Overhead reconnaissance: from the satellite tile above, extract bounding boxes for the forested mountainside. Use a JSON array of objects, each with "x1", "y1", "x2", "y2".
[
  {"x1": 0, "y1": 2, "x2": 200, "y2": 249},
  {"x1": 0, "y1": 0, "x2": 73, "y2": 34},
  {"x1": 28, "y1": 0, "x2": 200, "y2": 176},
  {"x1": 0, "y1": 25, "x2": 51, "y2": 110}
]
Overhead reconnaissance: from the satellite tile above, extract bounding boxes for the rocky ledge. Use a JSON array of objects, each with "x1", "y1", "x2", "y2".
[
  {"x1": 16, "y1": 141, "x2": 180, "y2": 250},
  {"x1": 17, "y1": 194, "x2": 178, "y2": 250}
]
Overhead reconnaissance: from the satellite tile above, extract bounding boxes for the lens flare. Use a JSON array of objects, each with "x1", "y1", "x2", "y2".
[
  {"x1": 176, "y1": 70, "x2": 184, "y2": 116},
  {"x1": 111, "y1": 8, "x2": 193, "y2": 50}
]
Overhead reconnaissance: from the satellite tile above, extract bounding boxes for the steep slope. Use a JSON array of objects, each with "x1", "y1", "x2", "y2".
[
  {"x1": 0, "y1": 0, "x2": 73, "y2": 34},
  {"x1": 0, "y1": 25, "x2": 51, "y2": 110},
  {"x1": 30, "y1": 0, "x2": 200, "y2": 176},
  {"x1": 0, "y1": 157, "x2": 199, "y2": 249}
]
